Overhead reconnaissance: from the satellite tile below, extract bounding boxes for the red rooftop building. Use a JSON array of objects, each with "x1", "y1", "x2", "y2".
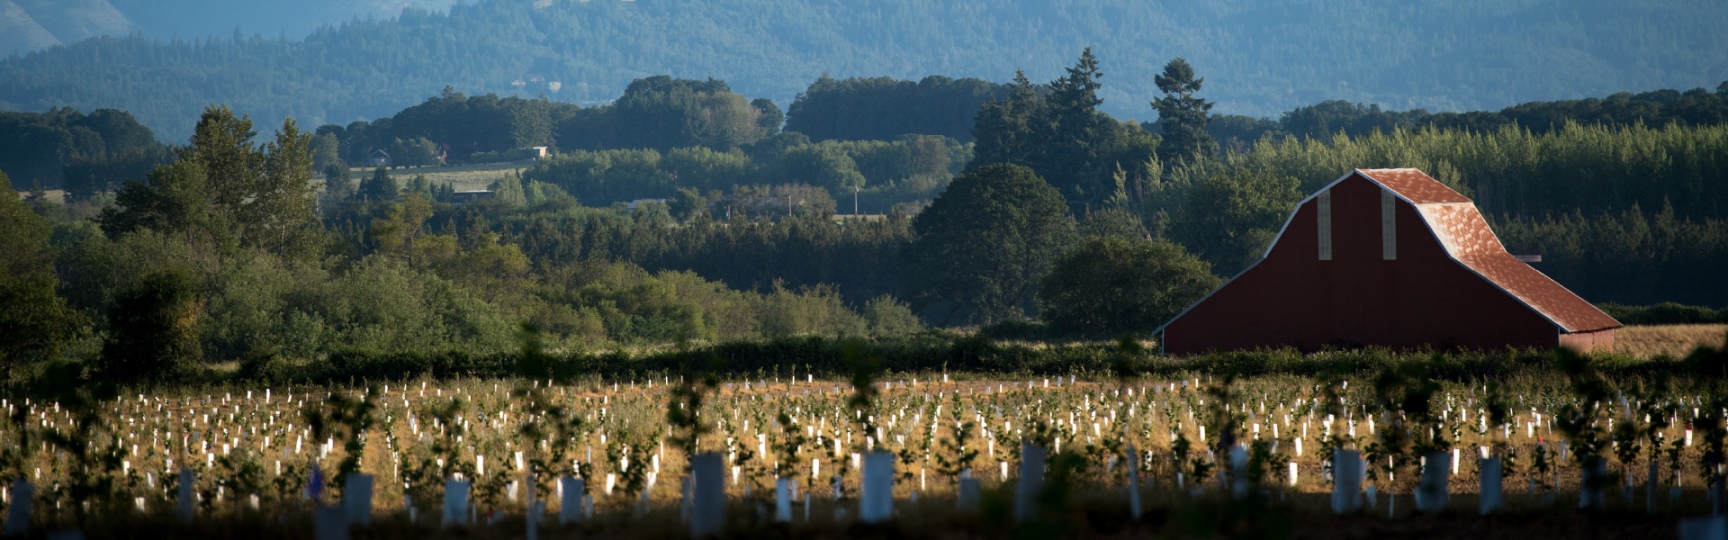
[{"x1": 1159, "y1": 168, "x2": 1620, "y2": 355}]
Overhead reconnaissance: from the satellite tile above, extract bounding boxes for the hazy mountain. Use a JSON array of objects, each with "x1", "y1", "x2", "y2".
[
  {"x1": 0, "y1": 1, "x2": 62, "y2": 54},
  {"x1": 2, "y1": 0, "x2": 1725, "y2": 141},
  {"x1": 0, "y1": 0, "x2": 455, "y2": 57},
  {"x1": 0, "y1": 0, "x2": 134, "y2": 54},
  {"x1": 103, "y1": 0, "x2": 456, "y2": 42}
]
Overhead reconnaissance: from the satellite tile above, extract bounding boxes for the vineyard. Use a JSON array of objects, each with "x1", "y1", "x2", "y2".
[{"x1": 1, "y1": 349, "x2": 1724, "y2": 539}]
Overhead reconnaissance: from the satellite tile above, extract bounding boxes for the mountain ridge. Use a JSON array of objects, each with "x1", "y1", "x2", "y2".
[
  {"x1": 3, "y1": 0, "x2": 1725, "y2": 141},
  {"x1": 0, "y1": 0, "x2": 134, "y2": 53}
]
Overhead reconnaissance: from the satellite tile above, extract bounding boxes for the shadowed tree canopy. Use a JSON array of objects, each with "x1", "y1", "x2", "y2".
[
  {"x1": 902, "y1": 163, "x2": 1076, "y2": 325},
  {"x1": 1037, "y1": 236, "x2": 1221, "y2": 337},
  {"x1": 99, "y1": 268, "x2": 201, "y2": 382},
  {"x1": 785, "y1": 75, "x2": 1009, "y2": 142},
  {"x1": 1169, "y1": 167, "x2": 1304, "y2": 276},
  {"x1": 0, "y1": 171, "x2": 76, "y2": 371},
  {"x1": 970, "y1": 52, "x2": 1155, "y2": 212}
]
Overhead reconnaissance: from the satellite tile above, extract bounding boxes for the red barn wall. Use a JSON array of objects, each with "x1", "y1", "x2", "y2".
[{"x1": 1164, "y1": 175, "x2": 1560, "y2": 354}]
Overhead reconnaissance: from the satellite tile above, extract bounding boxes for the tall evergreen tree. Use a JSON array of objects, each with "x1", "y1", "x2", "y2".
[
  {"x1": 972, "y1": 51, "x2": 1128, "y2": 211},
  {"x1": 1043, "y1": 47, "x2": 1115, "y2": 204},
  {"x1": 970, "y1": 70, "x2": 1045, "y2": 170},
  {"x1": 1152, "y1": 57, "x2": 1217, "y2": 163}
]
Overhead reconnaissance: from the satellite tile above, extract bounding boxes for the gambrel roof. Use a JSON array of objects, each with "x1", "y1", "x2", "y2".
[
  {"x1": 1345, "y1": 168, "x2": 1618, "y2": 333},
  {"x1": 1159, "y1": 168, "x2": 1620, "y2": 336}
]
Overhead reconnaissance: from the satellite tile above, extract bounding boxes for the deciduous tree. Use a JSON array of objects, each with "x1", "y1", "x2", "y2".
[
  {"x1": 0, "y1": 171, "x2": 76, "y2": 372},
  {"x1": 902, "y1": 163, "x2": 1075, "y2": 325},
  {"x1": 1037, "y1": 236, "x2": 1220, "y2": 337}
]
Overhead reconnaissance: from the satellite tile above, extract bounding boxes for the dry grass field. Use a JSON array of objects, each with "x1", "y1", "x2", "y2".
[
  {"x1": 352, "y1": 162, "x2": 531, "y2": 192},
  {"x1": 1613, "y1": 324, "x2": 1728, "y2": 358}
]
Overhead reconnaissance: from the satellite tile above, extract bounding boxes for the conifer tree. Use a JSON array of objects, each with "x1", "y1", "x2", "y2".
[{"x1": 1152, "y1": 57, "x2": 1217, "y2": 163}]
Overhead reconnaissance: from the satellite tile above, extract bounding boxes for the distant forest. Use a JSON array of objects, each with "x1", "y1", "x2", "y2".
[
  {"x1": 3, "y1": 0, "x2": 1726, "y2": 141},
  {"x1": 4, "y1": 54, "x2": 1728, "y2": 374}
]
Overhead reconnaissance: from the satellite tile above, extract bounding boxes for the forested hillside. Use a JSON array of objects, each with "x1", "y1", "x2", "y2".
[{"x1": 3, "y1": 0, "x2": 1725, "y2": 141}]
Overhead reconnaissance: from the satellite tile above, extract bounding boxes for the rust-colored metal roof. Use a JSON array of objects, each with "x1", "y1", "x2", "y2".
[
  {"x1": 1368, "y1": 169, "x2": 1621, "y2": 334},
  {"x1": 1358, "y1": 168, "x2": 1473, "y2": 204}
]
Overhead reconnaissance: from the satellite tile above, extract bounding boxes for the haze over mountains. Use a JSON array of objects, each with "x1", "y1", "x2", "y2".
[
  {"x1": 0, "y1": 0, "x2": 452, "y2": 54},
  {"x1": 2, "y1": 0, "x2": 1725, "y2": 141}
]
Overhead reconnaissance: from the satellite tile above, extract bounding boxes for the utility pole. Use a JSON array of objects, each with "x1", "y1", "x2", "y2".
[{"x1": 854, "y1": 186, "x2": 859, "y2": 216}]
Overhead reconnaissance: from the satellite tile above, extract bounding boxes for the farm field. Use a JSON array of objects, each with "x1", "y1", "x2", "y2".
[
  {"x1": 3, "y1": 351, "x2": 1723, "y2": 539},
  {"x1": 352, "y1": 162, "x2": 530, "y2": 193},
  {"x1": 1615, "y1": 325, "x2": 1728, "y2": 359}
]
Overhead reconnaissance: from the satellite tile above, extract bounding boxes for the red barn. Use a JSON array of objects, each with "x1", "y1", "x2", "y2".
[{"x1": 1159, "y1": 168, "x2": 1620, "y2": 355}]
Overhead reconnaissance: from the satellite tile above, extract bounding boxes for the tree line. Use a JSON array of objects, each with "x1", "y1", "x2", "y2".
[
  {"x1": 0, "y1": 108, "x2": 168, "y2": 199},
  {"x1": 5, "y1": 53, "x2": 1728, "y2": 384},
  {"x1": 1206, "y1": 84, "x2": 1728, "y2": 151}
]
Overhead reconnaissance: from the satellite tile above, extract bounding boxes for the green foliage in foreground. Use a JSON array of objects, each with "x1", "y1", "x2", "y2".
[{"x1": 200, "y1": 333, "x2": 1728, "y2": 389}]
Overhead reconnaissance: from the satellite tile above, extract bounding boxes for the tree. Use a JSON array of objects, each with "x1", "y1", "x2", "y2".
[
  {"x1": 784, "y1": 75, "x2": 1009, "y2": 142},
  {"x1": 0, "y1": 171, "x2": 76, "y2": 372},
  {"x1": 863, "y1": 295, "x2": 922, "y2": 338},
  {"x1": 99, "y1": 269, "x2": 200, "y2": 382},
  {"x1": 98, "y1": 160, "x2": 215, "y2": 242},
  {"x1": 669, "y1": 187, "x2": 708, "y2": 222},
  {"x1": 1078, "y1": 207, "x2": 1148, "y2": 240},
  {"x1": 246, "y1": 118, "x2": 320, "y2": 255},
  {"x1": 357, "y1": 167, "x2": 399, "y2": 202},
  {"x1": 323, "y1": 163, "x2": 355, "y2": 200},
  {"x1": 901, "y1": 163, "x2": 1076, "y2": 325},
  {"x1": 371, "y1": 194, "x2": 435, "y2": 264},
  {"x1": 1043, "y1": 47, "x2": 1117, "y2": 205},
  {"x1": 489, "y1": 174, "x2": 527, "y2": 209},
  {"x1": 767, "y1": 143, "x2": 866, "y2": 192},
  {"x1": 970, "y1": 70, "x2": 1046, "y2": 170},
  {"x1": 1169, "y1": 168, "x2": 1302, "y2": 275},
  {"x1": 1152, "y1": 57, "x2": 1217, "y2": 164},
  {"x1": 692, "y1": 92, "x2": 768, "y2": 149},
  {"x1": 391, "y1": 137, "x2": 443, "y2": 167},
  {"x1": 1037, "y1": 236, "x2": 1220, "y2": 337},
  {"x1": 972, "y1": 52, "x2": 1132, "y2": 211},
  {"x1": 98, "y1": 107, "x2": 321, "y2": 258},
  {"x1": 188, "y1": 106, "x2": 262, "y2": 215},
  {"x1": 751, "y1": 98, "x2": 784, "y2": 134},
  {"x1": 311, "y1": 132, "x2": 344, "y2": 171}
]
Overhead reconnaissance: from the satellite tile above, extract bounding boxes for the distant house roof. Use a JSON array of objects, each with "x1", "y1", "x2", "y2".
[
  {"x1": 1354, "y1": 168, "x2": 1620, "y2": 333},
  {"x1": 451, "y1": 190, "x2": 493, "y2": 204}
]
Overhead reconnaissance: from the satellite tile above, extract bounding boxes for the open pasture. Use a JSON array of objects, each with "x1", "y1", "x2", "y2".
[
  {"x1": 2, "y1": 359, "x2": 1723, "y2": 538},
  {"x1": 1616, "y1": 325, "x2": 1728, "y2": 359},
  {"x1": 353, "y1": 162, "x2": 528, "y2": 193}
]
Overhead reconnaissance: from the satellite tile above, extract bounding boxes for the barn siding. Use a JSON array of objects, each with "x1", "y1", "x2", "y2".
[{"x1": 1165, "y1": 175, "x2": 1560, "y2": 354}]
